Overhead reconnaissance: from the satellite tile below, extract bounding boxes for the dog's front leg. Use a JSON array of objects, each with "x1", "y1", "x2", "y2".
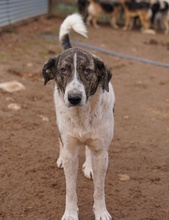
[
  {"x1": 123, "y1": 13, "x2": 130, "y2": 31},
  {"x1": 61, "y1": 138, "x2": 79, "y2": 220},
  {"x1": 92, "y1": 150, "x2": 112, "y2": 220}
]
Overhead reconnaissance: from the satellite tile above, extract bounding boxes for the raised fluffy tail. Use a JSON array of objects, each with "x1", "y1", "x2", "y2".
[{"x1": 59, "y1": 13, "x2": 88, "y2": 50}]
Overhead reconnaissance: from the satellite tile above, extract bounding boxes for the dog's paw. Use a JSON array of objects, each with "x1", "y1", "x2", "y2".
[
  {"x1": 141, "y1": 28, "x2": 156, "y2": 35},
  {"x1": 61, "y1": 210, "x2": 78, "y2": 220},
  {"x1": 113, "y1": 24, "x2": 119, "y2": 30},
  {"x1": 82, "y1": 162, "x2": 93, "y2": 179},
  {"x1": 94, "y1": 24, "x2": 100, "y2": 29},
  {"x1": 56, "y1": 157, "x2": 63, "y2": 169},
  {"x1": 94, "y1": 209, "x2": 112, "y2": 220},
  {"x1": 122, "y1": 26, "x2": 128, "y2": 31}
]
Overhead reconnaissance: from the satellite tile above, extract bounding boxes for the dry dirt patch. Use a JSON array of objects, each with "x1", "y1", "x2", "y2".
[{"x1": 0, "y1": 16, "x2": 169, "y2": 220}]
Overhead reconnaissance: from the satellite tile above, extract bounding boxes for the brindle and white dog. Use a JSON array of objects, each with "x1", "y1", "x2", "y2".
[{"x1": 42, "y1": 13, "x2": 115, "y2": 220}]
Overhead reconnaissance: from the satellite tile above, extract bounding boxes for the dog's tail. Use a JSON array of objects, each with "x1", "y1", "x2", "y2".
[{"x1": 59, "y1": 13, "x2": 88, "y2": 50}]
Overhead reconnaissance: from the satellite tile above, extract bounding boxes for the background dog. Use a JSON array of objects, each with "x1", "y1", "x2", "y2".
[
  {"x1": 121, "y1": 0, "x2": 156, "y2": 34},
  {"x1": 86, "y1": 0, "x2": 121, "y2": 28},
  {"x1": 151, "y1": 0, "x2": 169, "y2": 34},
  {"x1": 77, "y1": 0, "x2": 89, "y2": 21},
  {"x1": 42, "y1": 13, "x2": 115, "y2": 220}
]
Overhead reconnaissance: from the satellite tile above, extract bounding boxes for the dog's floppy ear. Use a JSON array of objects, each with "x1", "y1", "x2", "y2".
[
  {"x1": 42, "y1": 57, "x2": 58, "y2": 85},
  {"x1": 94, "y1": 56, "x2": 112, "y2": 92}
]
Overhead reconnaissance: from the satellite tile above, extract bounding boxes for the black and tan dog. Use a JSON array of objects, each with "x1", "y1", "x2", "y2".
[
  {"x1": 86, "y1": 0, "x2": 122, "y2": 28},
  {"x1": 121, "y1": 0, "x2": 156, "y2": 34},
  {"x1": 77, "y1": 0, "x2": 89, "y2": 21},
  {"x1": 151, "y1": 0, "x2": 169, "y2": 34}
]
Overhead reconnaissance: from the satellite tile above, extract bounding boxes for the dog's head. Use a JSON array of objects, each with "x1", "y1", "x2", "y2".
[{"x1": 42, "y1": 48, "x2": 112, "y2": 107}]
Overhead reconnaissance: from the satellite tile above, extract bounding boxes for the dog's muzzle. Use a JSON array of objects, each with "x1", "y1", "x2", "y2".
[{"x1": 68, "y1": 92, "x2": 82, "y2": 106}]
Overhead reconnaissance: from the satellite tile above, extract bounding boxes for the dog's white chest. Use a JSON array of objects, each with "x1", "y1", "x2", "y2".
[
  {"x1": 58, "y1": 106, "x2": 101, "y2": 141},
  {"x1": 54, "y1": 83, "x2": 115, "y2": 142}
]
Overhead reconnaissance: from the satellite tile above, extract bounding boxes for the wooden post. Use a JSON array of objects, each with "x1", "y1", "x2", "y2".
[{"x1": 48, "y1": 0, "x2": 58, "y2": 16}]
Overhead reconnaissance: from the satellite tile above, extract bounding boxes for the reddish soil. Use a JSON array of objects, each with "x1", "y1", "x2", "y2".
[{"x1": 0, "y1": 16, "x2": 169, "y2": 220}]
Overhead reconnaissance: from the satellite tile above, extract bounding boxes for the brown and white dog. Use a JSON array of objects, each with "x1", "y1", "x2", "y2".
[
  {"x1": 86, "y1": 0, "x2": 121, "y2": 28},
  {"x1": 42, "y1": 13, "x2": 115, "y2": 220}
]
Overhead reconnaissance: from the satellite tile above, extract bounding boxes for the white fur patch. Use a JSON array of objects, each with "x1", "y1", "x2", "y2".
[
  {"x1": 63, "y1": 53, "x2": 86, "y2": 107},
  {"x1": 59, "y1": 13, "x2": 88, "y2": 41}
]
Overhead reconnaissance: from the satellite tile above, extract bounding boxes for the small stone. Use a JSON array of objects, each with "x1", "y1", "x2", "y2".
[
  {"x1": 8, "y1": 103, "x2": 21, "y2": 111},
  {"x1": 118, "y1": 174, "x2": 130, "y2": 181},
  {"x1": 0, "y1": 81, "x2": 25, "y2": 92},
  {"x1": 39, "y1": 115, "x2": 49, "y2": 122}
]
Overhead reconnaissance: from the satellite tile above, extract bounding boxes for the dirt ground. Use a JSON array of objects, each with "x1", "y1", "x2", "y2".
[{"x1": 0, "y1": 15, "x2": 169, "y2": 220}]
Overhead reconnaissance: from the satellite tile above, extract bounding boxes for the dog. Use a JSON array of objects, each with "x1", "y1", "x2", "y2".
[
  {"x1": 42, "y1": 13, "x2": 115, "y2": 220},
  {"x1": 121, "y1": 0, "x2": 156, "y2": 34},
  {"x1": 77, "y1": 0, "x2": 89, "y2": 21},
  {"x1": 86, "y1": 0, "x2": 121, "y2": 28},
  {"x1": 151, "y1": 0, "x2": 169, "y2": 34}
]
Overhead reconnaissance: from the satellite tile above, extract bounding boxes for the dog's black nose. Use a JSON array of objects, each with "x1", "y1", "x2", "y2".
[{"x1": 68, "y1": 93, "x2": 82, "y2": 105}]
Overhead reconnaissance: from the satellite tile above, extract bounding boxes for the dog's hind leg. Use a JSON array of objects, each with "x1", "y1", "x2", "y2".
[
  {"x1": 163, "y1": 15, "x2": 169, "y2": 34},
  {"x1": 86, "y1": 14, "x2": 92, "y2": 26},
  {"x1": 123, "y1": 13, "x2": 131, "y2": 30},
  {"x1": 110, "y1": 16, "x2": 119, "y2": 29},
  {"x1": 92, "y1": 16, "x2": 100, "y2": 28},
  {"x1": 82, "y1": 146, "x2": 93, "y2": 179},
  {"x1": 128, "y1": 18, "x2": 134, "y2": 30},
  {"x1": 110, "y1": 9, "x2": 119, "y2": 29}
]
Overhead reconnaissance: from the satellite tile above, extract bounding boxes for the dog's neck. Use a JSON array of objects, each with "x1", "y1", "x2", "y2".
[
  {"x1": 67, "y1": 86, "x2": 105, "y2": 137},
  {"x1": 55, "y1": 83, "x2": 112, "y2": 140}
]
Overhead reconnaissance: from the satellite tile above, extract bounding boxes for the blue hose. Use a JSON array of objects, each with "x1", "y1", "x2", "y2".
[
  {"x1": 42, "y1": 35, "x2": 169, "y2": 68},
  {"x1": 71, "y1": 40, "x2": 169, "y2": 68}
]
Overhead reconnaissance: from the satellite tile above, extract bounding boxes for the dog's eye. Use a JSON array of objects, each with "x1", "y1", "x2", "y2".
[
  {"x1": 84, "y1": 69, "x2": 92, "y2": 74},
  {"x1": 60, "y1": 68, "x2": 68, "y2": 75}
]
